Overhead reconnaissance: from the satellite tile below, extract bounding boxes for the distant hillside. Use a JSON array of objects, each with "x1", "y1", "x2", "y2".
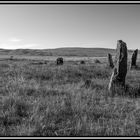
[{"x1": 0, "y1": 47, "x2": 137, "y2": 57}]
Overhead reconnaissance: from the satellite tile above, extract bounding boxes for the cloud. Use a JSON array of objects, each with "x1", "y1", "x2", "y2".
[
  {"x1": 9, "y1": 37, "x2": 22, "y2": 42},
  {"x1": 19, "y1": 44, "x2": 41, "y2": 49},
  {"x1": 0, "y1": 43, "x2": 42, "y2": 50},
  {"x1": 0, "y1": 37, "x2": 43, "y2": 49}
]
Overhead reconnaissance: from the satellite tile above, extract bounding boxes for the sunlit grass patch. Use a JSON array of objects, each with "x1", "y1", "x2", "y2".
[{"x1": 0, "y1": 58, "x2": 139, "y2": 136}]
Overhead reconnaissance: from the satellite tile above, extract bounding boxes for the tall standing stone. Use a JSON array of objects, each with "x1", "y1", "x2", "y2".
[
  {"x1": 131, "y1": 49, "x2": 138, "y2": 68},
  {"x1": 108, "y1": 40, "x2": 128, "y2": 92},
  {"x1": 108, "y1": 53, "x2": 114, "y2": 68}
]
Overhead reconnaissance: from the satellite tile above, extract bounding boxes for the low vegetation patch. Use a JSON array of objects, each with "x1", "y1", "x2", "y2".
[{"x1": 0, "y1": 57, "x2": 139, "y2": 136}]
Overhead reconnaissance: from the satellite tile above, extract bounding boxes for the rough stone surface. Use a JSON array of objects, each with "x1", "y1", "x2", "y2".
[
  {"x1": 80, "y1": 60, "x2": 85, "y2": 64},
  {"x1": 109, "y1": 40, "x2": 128, "y2": 92},
  {"x1": 108, "y1": 53, "x2": 114, "y2": 68},
  {"x1": 94, "y1": 59, "x2": 101, "y2": 64},
  {"x1": 131, "y1": 49, "x2": 138, "y2": 68},
  {"x1": 56, "y1": 57, "x2": 63, "y2": 65}
]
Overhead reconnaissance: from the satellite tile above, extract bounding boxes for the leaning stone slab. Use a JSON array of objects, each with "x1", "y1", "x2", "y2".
[{"x1": 108, "y1": 40, "x2": 128, "y2": 92}]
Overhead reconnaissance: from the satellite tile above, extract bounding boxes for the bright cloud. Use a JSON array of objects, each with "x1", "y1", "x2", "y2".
[
  {"x1": 9, "y1": 37, "x2": 22, "y2": 42},
  {"x1": 18, "y1": 44, "x2": 41, "y2": 49},
  {"x1": 0, "y1": 43, "x2": 42, "y2": 50},
  {"x1": 0, "y1": 37, "x2": 42, "y2": 49}
]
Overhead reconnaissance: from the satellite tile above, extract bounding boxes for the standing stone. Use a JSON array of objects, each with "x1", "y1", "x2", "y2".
[
  {"x1": 80, "y1": 60, "x2": 85, "y2": 64},
  {"x1": 131, "y1": 49, "x2": 138, "y2": 68},
  {"x1": 108, "y1": 40, "x2": 128, "y2": 92},
  {"x1": 108, "y1": 53, "x2": 114, "y2": 68},
  {"x1": 56, "y1": 57, "x2": 63, "y2": 65}
]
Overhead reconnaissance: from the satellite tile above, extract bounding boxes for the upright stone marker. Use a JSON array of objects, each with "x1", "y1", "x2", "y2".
[
  {"x1": 108, "y1": 40, "x2": 128, "y2": 92},
  {"x1": 56, "y1": 57, "x2": 63, "y2": 65},
  {"x1": 131, "y1": 49, "x2": 138, "y2": 68},
  {"x1": 108, "y1": 53, "x2": 114, "y2": 68}
]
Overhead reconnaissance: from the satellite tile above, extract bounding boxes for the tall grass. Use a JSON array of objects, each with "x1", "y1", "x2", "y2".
[{"x1": 0, "y1": 59, "x2": 140, "y2": 136}]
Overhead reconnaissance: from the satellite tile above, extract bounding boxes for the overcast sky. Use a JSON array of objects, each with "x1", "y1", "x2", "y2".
[{"x1": 0, "y1": 4, "x2": 140, "y2": 50}]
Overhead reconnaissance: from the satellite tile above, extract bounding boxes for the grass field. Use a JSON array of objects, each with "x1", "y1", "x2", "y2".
[
  {"x1": 0, "y1": 53, "x2": 140, "y2": 136},
  {"x1": 0, "y1": 47, "x2": 138, "y2": 57}
]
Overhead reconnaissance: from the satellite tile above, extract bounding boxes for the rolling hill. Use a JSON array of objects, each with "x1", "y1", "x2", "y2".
[{"x1": 0, "y1": 47, "x2": 137, "y2": 57}]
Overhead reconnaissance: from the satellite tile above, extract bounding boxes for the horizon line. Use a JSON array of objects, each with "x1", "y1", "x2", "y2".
[{"x1": 0, "y1": 47, "x2": 136, "y2": 51}]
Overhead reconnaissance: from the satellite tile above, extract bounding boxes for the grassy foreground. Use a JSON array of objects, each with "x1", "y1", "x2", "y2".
[{"x1": 0, "y1": 58, "x2": 140, "y2": 136}]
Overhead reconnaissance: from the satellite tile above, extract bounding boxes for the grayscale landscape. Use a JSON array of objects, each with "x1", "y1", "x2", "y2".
[
  {"x1": 0, "y1": 47, "x2": 139, "y2": 136},
  {"x1": 0, "y1": 2, "x2": 140, "y2": 136}
]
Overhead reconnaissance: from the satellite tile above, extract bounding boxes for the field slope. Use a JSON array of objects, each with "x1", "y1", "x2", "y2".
[
  {"x1": 0, "y1": 47, "x2": 137, "y2": 57},
  {"x1": 0, "y1": 56, "x2": 140, "y2": 136}
]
